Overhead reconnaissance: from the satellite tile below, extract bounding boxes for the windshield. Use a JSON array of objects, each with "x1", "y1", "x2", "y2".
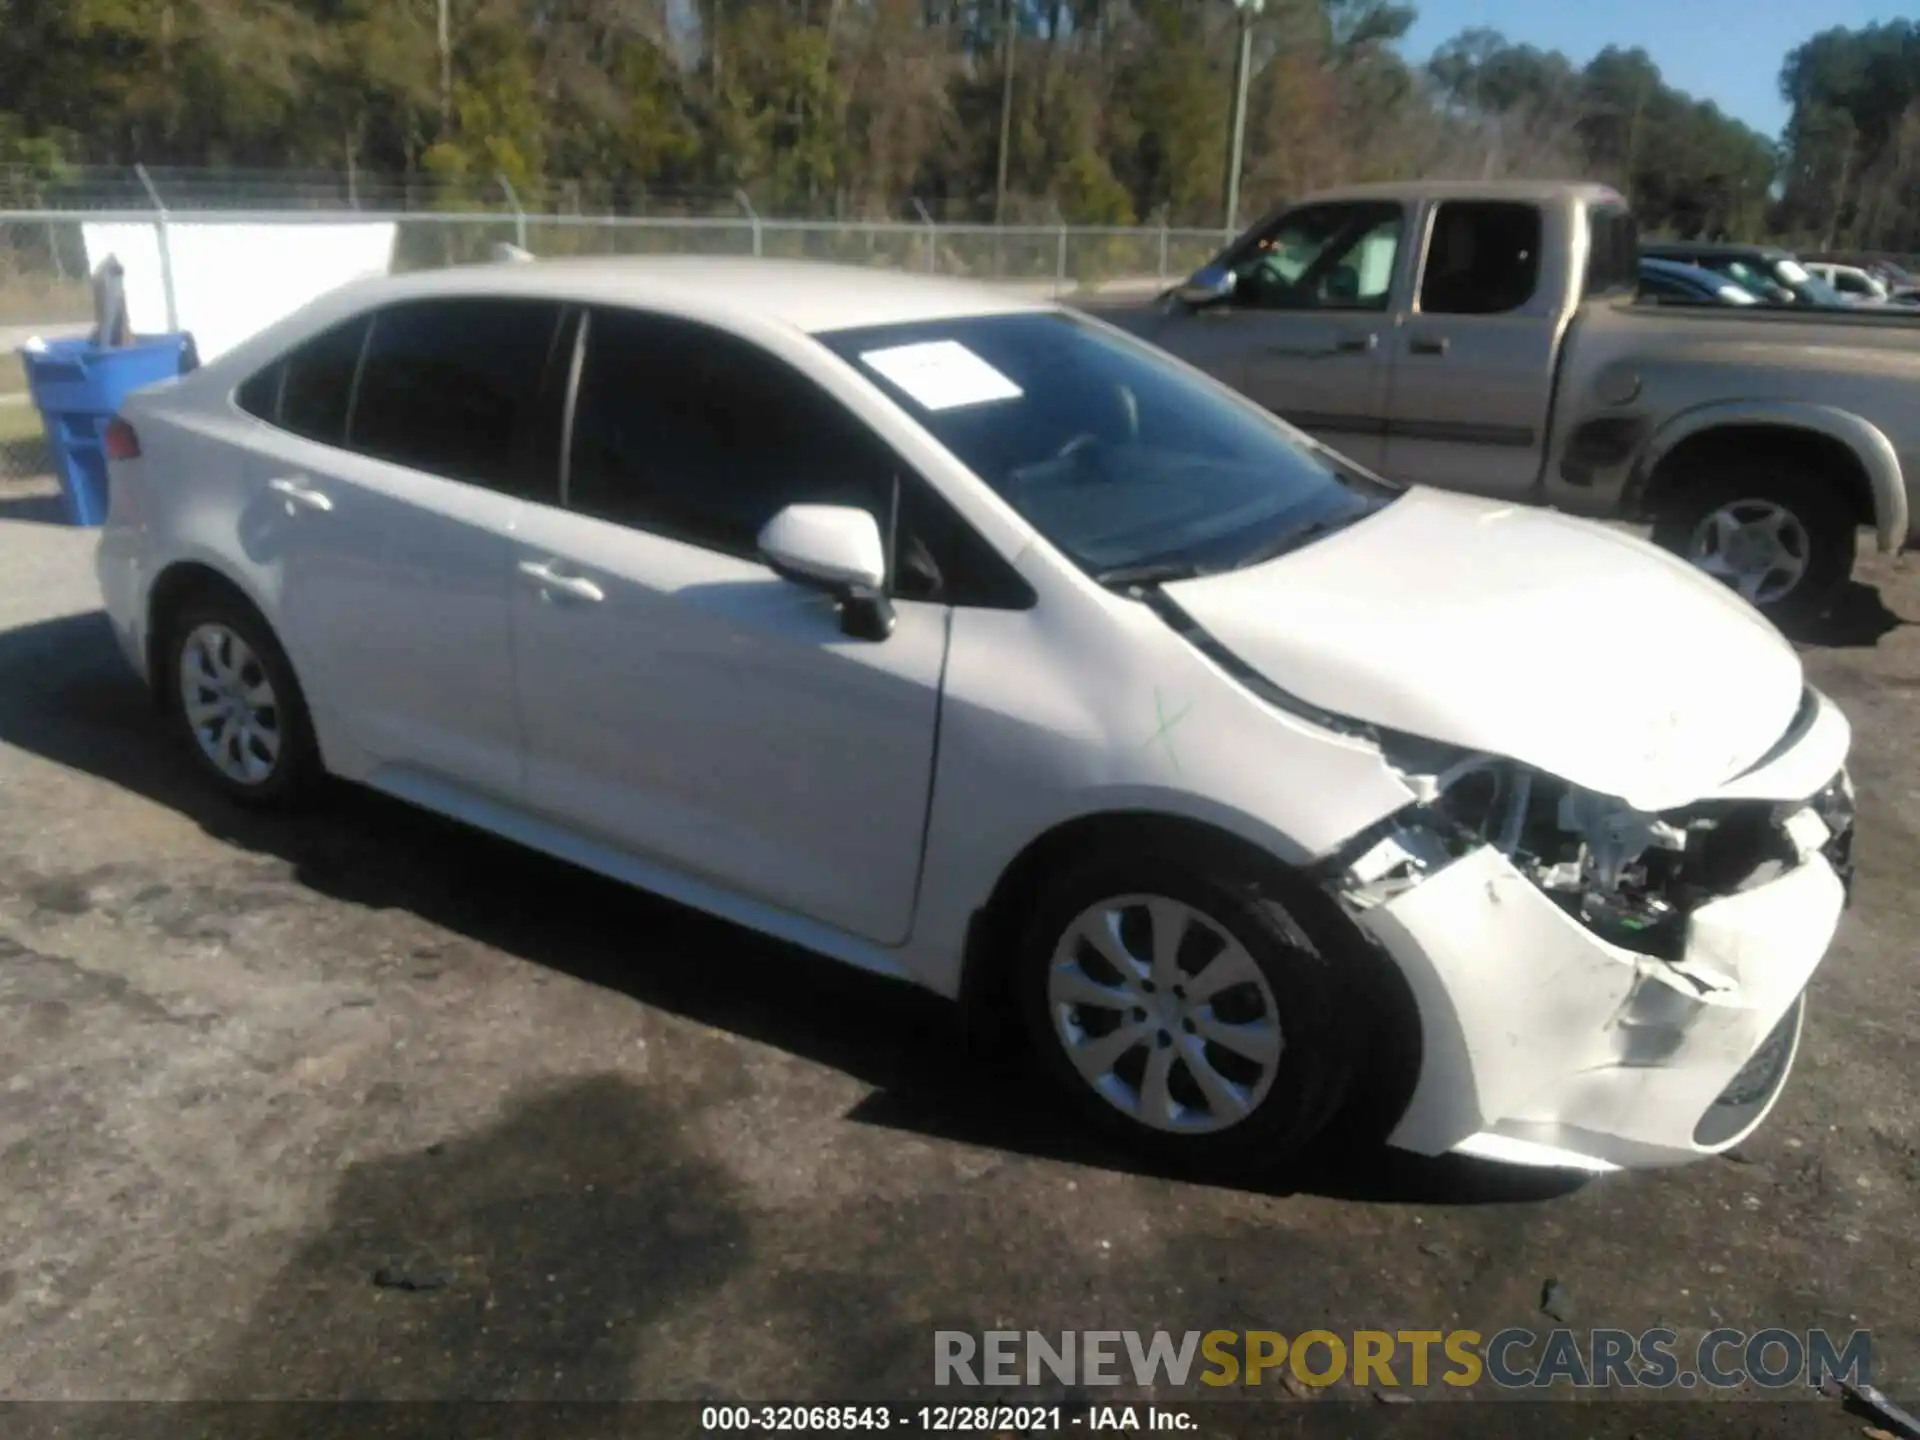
[
  {"x1": 1710, "y1": 259, "x2": 1796, "y2": 303},
  {"x1": 816, "y1": 311, "x2": 1400, "y2": 584},
  {"x1": 1769, "y1": 259, "x2": 1848, "y2": 306}
]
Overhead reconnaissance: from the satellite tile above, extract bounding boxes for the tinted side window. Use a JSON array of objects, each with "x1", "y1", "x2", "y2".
[
  {"x1": 568, "y1": 308, "x2": 894, "y2": 560},
  {"x1": 348, "y1": 298, "x2": 565, "y2": 496},
  {"x1": 892, "y1": 473, "x2": 1036, "y2": 609},
  {"x1": 1420, "y1": 202, "x2": 1543, "y2": 315},
  {"x1": 235, "y1": 361, "x2": 284, "y2": 423},
  {"x1": 1584, "y1": 205, "x2": 1639, "y2": 297},
  {"x1": 246, "y1": 315, "x2": 371, "y2": 445}
]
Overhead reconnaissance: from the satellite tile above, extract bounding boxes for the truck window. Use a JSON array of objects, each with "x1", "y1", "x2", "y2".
[
  {"x1": 1227, "y1": 202, "x2": 1403, "y2": 312},
  {"x1": 1418, "y1": 201, "x2": 1543, "y2": 315},
  {"x1": 1584, "y1": 204, "x2": 1639, "y2": 296}
]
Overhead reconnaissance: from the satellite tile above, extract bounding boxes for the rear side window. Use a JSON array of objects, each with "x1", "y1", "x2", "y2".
[
  {"x1": 235, "y1": 362, "x2": 283, "y2": 423},
  {"x1": 348, "y1": 297, "x2": 566, "y2": 497},
  {"x1": 1419, "y1": 201, "x2": 1543, "y2": 315},
  {"x1": 236, "y1": 314, "x2": 371, "y2": 446},
  {"x1": 1584, "y1": 204, "x2": 1639, "y2": 297}
]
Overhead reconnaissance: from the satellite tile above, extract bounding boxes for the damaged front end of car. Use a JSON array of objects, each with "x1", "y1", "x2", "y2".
[
  {"x1": 1313, "y1": 712, "x2": 1856, "y2": 1171},
  {"x1": 1331, "y1": 732, "x2": 1855, "y2": 951}
]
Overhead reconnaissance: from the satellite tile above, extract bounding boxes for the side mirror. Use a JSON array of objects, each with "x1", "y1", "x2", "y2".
[
  {"x1": 1177, "y1": 263, "x2": 1237, "y2": 310},
  {"x1": 757, "y1": 503, "x2": 896, "y2": 641}
]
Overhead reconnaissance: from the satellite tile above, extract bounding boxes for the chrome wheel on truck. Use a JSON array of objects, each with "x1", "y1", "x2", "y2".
[
  {"x1": 1686, "y1": 499, "x2": 1811, "y2": 607},
  {"x1": 1650, "y1": 458, "x2": 1856, "y2": 626}
]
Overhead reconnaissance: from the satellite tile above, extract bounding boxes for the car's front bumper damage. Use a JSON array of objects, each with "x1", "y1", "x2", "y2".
[{"x1": 1327, "y1": 690, "x2": 1855, "y2": 1172}]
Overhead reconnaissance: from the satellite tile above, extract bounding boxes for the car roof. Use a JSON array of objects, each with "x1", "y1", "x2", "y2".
[
  {"x1": 1295, "y1": 179, "x2": 1627, "y2": 206},
  {"x1": 1642, "y1": 241, "x2": 1792, "y2": 260},
  {"x1": 320, "y1": 256, "x2": 1050, "y2": 336},
  {"x1": 1639, "y1": 256, "x2": 1725, "y2": 284}
]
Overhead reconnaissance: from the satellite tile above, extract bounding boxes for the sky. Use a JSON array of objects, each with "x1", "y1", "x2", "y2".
[{"x1": 1398, "y1": 0, "x2": 1913, "y2": 141}]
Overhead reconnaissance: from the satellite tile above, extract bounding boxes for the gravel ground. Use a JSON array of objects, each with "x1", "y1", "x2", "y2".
[{"x1": 0, "y1": 475, "x2": 1914, "y2": 1435}]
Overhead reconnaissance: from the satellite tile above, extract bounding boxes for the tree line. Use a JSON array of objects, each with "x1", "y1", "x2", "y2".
[{"x1": 0, "y1": 0, "x2": 1911, "y2": 248}]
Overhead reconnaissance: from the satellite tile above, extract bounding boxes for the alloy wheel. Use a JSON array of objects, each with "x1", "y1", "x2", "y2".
[
  {"x1": 1045, "y1": 893, "x2": 1284, "y2": 1134},
  {"x1": 1688, "y1": 499, "x2": 1811, "y2": 606},
  {"x1": 179, "y1": 622, "x2": 283, "y2": 786}
]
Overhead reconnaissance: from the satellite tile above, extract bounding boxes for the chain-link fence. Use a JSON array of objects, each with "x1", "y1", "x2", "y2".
[
  {"x1": 0, "y1": 195, "x2": 1228, "y2": 487},
  {"x1": 0, "y1": 162, "x2": 1214, "y2": 226}
]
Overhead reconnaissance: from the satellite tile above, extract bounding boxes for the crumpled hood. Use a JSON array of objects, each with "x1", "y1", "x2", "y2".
[{"x1": 1162, "y1": 488, "x2": 1806, "y2": 812}]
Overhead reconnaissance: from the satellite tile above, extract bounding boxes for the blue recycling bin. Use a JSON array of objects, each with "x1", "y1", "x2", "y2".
[{"x1": 19, "y1": 333, "x2": 197, "y2": 527}]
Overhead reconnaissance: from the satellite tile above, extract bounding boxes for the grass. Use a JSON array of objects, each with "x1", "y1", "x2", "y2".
[
  {"x1": 0, "y1": 401, "x2": 44, "y2": 443},
  {"x1": 0, "y1": 273, "x2": 92, "y2": 328},
  {"x1": 0, "y1": 352, "x2": 24, "y2": 396},
  {"x1": 0, "y1": 395, "x2": 51, "y2": 482}
]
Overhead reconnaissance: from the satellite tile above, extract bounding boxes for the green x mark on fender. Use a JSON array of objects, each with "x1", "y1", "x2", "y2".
[{"x1": 1143, "y1": 688, "x2": 1193, "y2": 772}]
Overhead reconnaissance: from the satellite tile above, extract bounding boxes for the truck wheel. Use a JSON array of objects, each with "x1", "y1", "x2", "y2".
[{"x1": 1649, "y1": 459, "x2": 1856, "y2": 625}]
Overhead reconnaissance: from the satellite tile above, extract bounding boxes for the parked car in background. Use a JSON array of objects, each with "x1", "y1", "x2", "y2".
[
  {"x1": 1804, "y1": 252, "x2": 1919, "y2": 290},
  {"x1": 1638, "y1": 257, "x2": 1760, "y2": 306},
  {"x1": 1803, "y1": 262, "x2": 1892, "y2": 306},
  {"x1": 94, "y1": 256, "x2": 1856, "y2": 1176},
  {"x1": 1641, "y1": 242, "x2": 1851, "y2": 308},
  {"x1": 1119, "y1": 181, "x2": 1920, "y2": 624}
]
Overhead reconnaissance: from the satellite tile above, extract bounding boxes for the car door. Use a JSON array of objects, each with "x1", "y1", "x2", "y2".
[
  {"x1": 508, "y1": 306, "x2": 949, "y2": 946},
  {"x1": 238, "y1": 295, "x2": 568, "y2": 799},
  {"x1": 1383, "y1": 199, "x2": 1561, "y2": 500},
  {"x1": 1158, "y1": 201, "x2": 1405, "y2": 471}
]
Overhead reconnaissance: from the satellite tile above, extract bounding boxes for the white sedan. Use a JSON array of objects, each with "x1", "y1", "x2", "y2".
[{"x1": 95, "y1": 256, "x2": 1856, "y2": 1174}]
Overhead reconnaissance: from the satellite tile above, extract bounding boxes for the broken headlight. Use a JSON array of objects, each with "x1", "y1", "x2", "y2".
[{"x1": 1336, "y1": 737, "x2": 1816, "y2": 960}]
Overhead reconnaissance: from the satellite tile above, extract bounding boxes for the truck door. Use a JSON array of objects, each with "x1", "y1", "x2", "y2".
[
  {"x1": 1155, "y1": 200, "x2": 1405, "y2": 472},
  {"x1": 1384, "y1": 200, "x2": 1562, "y2": 499}
]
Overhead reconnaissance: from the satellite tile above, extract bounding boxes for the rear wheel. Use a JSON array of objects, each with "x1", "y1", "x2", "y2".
[
  {"x1": 1649, "y1": 458, "x2": 1856, "y2": 625},
  {"x1": 1015, "y1": 843, "x2": 1367, "y2": 1174},
  {"x1": 164, "y1": 593, "x2": 319, "y2": 807}
]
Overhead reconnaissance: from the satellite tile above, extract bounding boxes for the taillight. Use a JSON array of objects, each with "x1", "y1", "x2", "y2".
[{"x1": 105, "y1": 418, "x2": 141, "y2": 460}]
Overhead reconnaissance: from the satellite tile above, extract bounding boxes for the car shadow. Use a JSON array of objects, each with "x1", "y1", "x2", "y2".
[
  {"x1": 0, "y1": 607, "x2": 1586, "y2": 1210},
  {"x1": 1785, "y1": 578, "x2": 1911, "y2": 650},
  {"x1": 0, "y1": 488, "x2": 67, "y2": 526}
]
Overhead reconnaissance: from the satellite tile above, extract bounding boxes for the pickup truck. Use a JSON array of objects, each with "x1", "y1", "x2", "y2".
[{"x1": 1114, "y1": 179, "x2": 1920, "y2": 623}]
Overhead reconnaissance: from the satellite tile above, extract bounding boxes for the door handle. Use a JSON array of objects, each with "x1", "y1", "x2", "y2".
[
  {"x1": 1408, "y1": 335, "x2": 1450, "y2": 357},
  {"x1": 267, "y1": 476, "x2": 334, "y2": 512},
  {"x1": 1264, "y1": 333, "x2": 1379, "y2": 359},
  {"x1": 517, "y1": 557, "x2": 605, "y2": 604}
]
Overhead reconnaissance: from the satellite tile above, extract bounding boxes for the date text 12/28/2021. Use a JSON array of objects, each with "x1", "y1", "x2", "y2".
[{"x1": 700, "y1": 1405, "x2": 1194, "y2": 1432}]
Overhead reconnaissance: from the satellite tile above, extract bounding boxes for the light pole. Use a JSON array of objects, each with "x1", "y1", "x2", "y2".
[{"x1": 1223, "y1": 0, "x2": 1264, "y2": 236}]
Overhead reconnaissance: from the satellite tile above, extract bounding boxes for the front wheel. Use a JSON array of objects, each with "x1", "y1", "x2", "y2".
[
  {"x1": 1015, "y1": 845, "x2": 1366, "y2": 1174},
  {"x1": 1649, "y1": 460, "x2": 1857, "y2": 625}
]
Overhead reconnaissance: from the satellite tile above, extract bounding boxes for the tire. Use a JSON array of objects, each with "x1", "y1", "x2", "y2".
[
  {"x1": 162, "y1": 590, "x2": 320, "y2": 807},
  {"x1": 1648, "y1": 457, "x2": 1857, "y2": 626},
  {"x1": 1015, "y1": 840, "x2": 1369, "y2": 1175}
]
